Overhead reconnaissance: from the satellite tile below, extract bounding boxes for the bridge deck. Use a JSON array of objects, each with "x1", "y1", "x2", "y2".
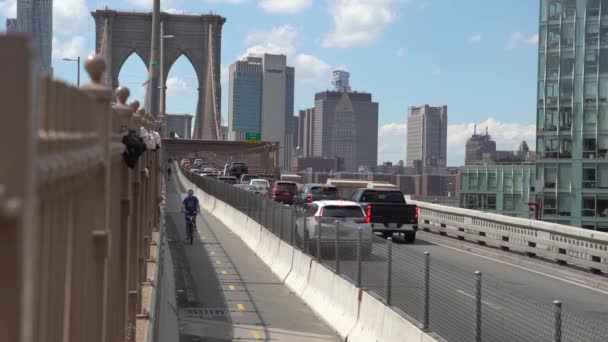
[{"x1": 158, "y1": 176, "x2": 339, "y2": 341}]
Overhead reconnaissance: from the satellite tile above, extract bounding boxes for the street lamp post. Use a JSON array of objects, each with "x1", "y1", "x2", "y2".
[
  {"x1": 62, "y1": 56, "x2": 80, "y2": 87},
  {"x1": 159, "y1": 27, "x2": 175, "y2": 118}
]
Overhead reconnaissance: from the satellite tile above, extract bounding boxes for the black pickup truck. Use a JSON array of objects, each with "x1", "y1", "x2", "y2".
[{"x1": 350, "y1": 188, "x2": 418, "y2": 242}]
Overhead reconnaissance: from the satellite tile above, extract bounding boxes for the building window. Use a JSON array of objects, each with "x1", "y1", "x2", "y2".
[
  {"x1": 538, "y1": 81, "x2": 545, "y2": 106},
  {"x1": 583, "y1": 166, "x2": 597, "y2": 188},
  {"x1": 466, "y1": 195, "x2": 479, "y2": 209},
  {"x1": 546, "y1": 81, "x2": 559, "y2": 105},
  {"x1": 561, "y1": 23, "x2": 575, "y2": 47},
  {"x1": 548, "y1": 0, "x2": 562, "y2": 20},
  {"x1": 545, "y1": 165, "x2": 558, "y2": 188},
  {"x1": 582, "y1": 197, "x2": 596, "y2": 217},
  {"x1": 561, "y1": 52, "x2": 575, "y2": 76},
  {"x1": 558, "y1": 196, "x2": 571, "y2": 216},
  {"x1": 548, "y1": 26, "x2": 561, "y2": 48},
  {"x1": 599, "y1": 135, "x2": 608, "y2": 158},
  {"x1": 547, "y1": 53, "x2": 560, "y2": 77},
  {"x1": 487, "y1": 195, "x2": 497, "y2": 210},
  {"x1": 544, "y1": 197, "x2": 557, "y2": 215},
  {"x1": 488, "y1": 172, "x2": 497, "y2": 191},
  {"x1": 584, "y1": 138, "x2": 597, "y2": 158},
  {"x1": 545, "y1": 138, "x2": 559, "y2": 158},
  {"x1": 560, "y1": 107, "x2": 573, "y2": 130},
  {"x1": 545, "y1": 110, "x2": 558, "y2": 131},
  {"x1": 587, "y1": 22, "x2": 600, "y2": 47},
  {"x1": 598, "y1": 164, "x2": 608, "y2": 188},
  {"x1": 599, "y1": 196, "x2": 608, "y2": 216},
  {"x1": 560, "y1": 81, "x2": 574, "y2": 103},
  {"x1": 588, "y1": 0, "x2": 601, "y2": 18},
  {"x1": 558, "y1": 164, "x2": 572, "y2": 190},
  {"x1": 585, "y1": 49, "x2": 599, "y2": 74},
  {"x1": 600, "y1": 79, "x2": 608, "y2": 103},
  {"x1": 504, "y1": 173, "x2": 513, "y2": 192},
  {"x1": 601, "y1": 23, "x2": 608, "y2": 46},
  {"x1": 564, "y1": 0, "x2": 577, "y2": 18},
  {"x1": 560, "y1": 137, "x2": 572, "y2": 158},
  {"x1": 584, "y1": 107, "x2": 597, "y2": 130},
  {"x1": 504, "y1": 194, "x2": 514, "y2": 211}
]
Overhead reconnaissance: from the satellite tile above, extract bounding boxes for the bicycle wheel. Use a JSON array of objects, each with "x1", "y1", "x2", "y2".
[{"x1": 188, "y1": 222, "x2": 194, "y2": 245}]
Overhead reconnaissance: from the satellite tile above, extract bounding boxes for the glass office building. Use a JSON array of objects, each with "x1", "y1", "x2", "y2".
[{"x1": 536, "y1": 0, "x2": 608, "y2": 229}]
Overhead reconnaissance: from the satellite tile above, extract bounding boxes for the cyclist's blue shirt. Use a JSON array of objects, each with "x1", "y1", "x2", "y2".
[{"x1": 183, "y1": 196, "x2": 199, "y2": 216}]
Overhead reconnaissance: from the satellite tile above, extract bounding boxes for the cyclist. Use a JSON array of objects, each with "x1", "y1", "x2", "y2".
[{"x1": 180, "y1": 189, "x2": 201, "y2": 239}]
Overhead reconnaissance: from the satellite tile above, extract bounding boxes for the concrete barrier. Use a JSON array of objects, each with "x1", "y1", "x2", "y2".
[
  {"x1": 300, "y1": 262, "x2": 359, "y2": 338},
  {"x1": 271, "y1": 242, "x2": 295, "y2": 281},
  {"x1": 284, "y1": 249, "x2": 312, "y2": 297}
]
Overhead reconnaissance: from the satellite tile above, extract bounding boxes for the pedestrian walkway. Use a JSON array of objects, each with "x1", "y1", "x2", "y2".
[{"x1": 160, "y1": 177, "x2": 340, "y2": 341}]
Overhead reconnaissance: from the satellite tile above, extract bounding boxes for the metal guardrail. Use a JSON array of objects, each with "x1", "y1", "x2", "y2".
[
  {"x1": 182, "y1": 168, "x2": 608, "y2": 342},
  {"x1": 409, "y1": 200, "x2": 608, "y2": 273}
]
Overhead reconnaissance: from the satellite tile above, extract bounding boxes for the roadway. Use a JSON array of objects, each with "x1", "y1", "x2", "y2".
[
  {"x1": 327, "y1": 229, "x2": 608, "y2": 342},
  {"x1": 157, "y1": 177, "x2": 340, "y2": 341}
]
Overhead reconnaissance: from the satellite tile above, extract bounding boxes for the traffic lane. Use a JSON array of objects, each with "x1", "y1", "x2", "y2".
[{"x1": 387, "y1": 234, "x2": 608, "y2": 323}]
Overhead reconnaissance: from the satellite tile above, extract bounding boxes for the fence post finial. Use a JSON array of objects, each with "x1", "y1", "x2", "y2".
[
  {"x1": 116, "y1": 86, "x2": 130, "y2": 106},
  {"x1": 85, "y1": 54, "x2": 106, "y2": 84}
]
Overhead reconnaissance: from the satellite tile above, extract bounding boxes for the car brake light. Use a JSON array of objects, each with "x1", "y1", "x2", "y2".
[
  {"x1": 306, "y1": 194, "x2": 313, "y2": 202},
  {"x1": 365, "y1": 204, "x2": 372, "y2": 223},
  {"x1": 414, "y1": 207, "x2": 419, "y2": 220},
  {"x1": 314, "y1": 208, "x2": 324, "y2": 222}
]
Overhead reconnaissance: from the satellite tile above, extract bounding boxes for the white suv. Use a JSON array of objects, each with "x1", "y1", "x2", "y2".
[{"x1": 296, "y1": 200, "x2": 374, "y2": 258}]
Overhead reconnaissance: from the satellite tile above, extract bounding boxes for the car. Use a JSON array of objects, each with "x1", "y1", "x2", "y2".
[
  {"x1": 294, "y1": 184, "x2": 341, "y2": 208},
  {"x1": 234, "y1": 184, "x2": 260, "y2": 194},
  {"x1": 217, "y1": 175, "x2": 238, "y2": 184},
  {"x1": 295, "y1": 201, "x2": 373, "y2": 258},
  {"x1": 250, "y1": 179, "x2": 270, "y2": 195},
  {"x1": 239, "y1": 174, "x2": 257, "y2": 184},
  {"x1": 222, "y1": 164, "x2": 230, "y2": 176},
  {"x1": 267, "y1": 181, "x2": 298, "y2": 205},
  {"x1": 229, "y1": 162, "x2": 249, "y2": 178},
  {"x1": 350, "y1": 189, "x2": 418, "y2": 242},
  {"x1": 188, "y1": 168, "x2": 201, "y2": 174}
]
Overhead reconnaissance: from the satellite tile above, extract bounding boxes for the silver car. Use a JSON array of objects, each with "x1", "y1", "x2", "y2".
[
  {"x1": 250, "y1": 179, "x2": 270, "y2": 196},
  {"x1": 295, "y1": 200, "x2": 374, "y2": 258}
]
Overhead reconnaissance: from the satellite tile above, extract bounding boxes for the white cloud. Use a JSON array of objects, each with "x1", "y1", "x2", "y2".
[
  {"x1": 322, "y1": 0, "x2": 398, "y2": 48},
  {"x1": 207, "y1": 0, "x2": 248, "y2": 4},
  {"x1": 52, "y1": 36, "x2": 86, "y2": 60},
  {"x1": 241, "y1": 25, "x2": 297, "y2": 58},
  {"x1": 432, "y1": 67, "x2": 442, "y2": 76},
  {"x1": 505, "y1": 31, "x2": 538, "y2": 49},
  {"x1": 220, "y1": 63, "x2": 229, "y2": 85},
  {"x1": 0, "y1": 0, "x2": 16, "y2": 18},
  {"x1": 378, "y1": 123, "x2": 407, "y2": 163},
  {"x1": 53, "y1": 0, "x2": 89, "y2": 35},
  {"x1": 293, "y1": 53, "x2": 331, "y2": 84},
  {"x1": 166, "y1": 76, "x2": 195, "y2": 96},
  {"x1": 378, "y1": 118, "x2": 536, "y2": 165},
  {"x1": 468, "y1": 33, "x2": 482, "y2": 44},
  {"x1": 396, "y1": 47, "x2": 406, "y2": 57},
  {"x1": 259, "y1": 0, "x2": 311, "y2": 13}
]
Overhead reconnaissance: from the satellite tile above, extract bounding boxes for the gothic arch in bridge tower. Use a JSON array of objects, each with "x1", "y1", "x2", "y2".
[{"x1": 91, "y1": 9, "x2": 225, "y2": 139}]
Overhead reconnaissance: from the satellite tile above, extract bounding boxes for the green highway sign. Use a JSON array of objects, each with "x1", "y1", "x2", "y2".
[{"x1": 245, "y1": 132, "x2": 261, "y2": 144}]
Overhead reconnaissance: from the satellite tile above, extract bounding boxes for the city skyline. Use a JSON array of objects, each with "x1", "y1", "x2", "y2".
[{"x1": 0, "y1": 0, "x2": 540, "y2": 165}]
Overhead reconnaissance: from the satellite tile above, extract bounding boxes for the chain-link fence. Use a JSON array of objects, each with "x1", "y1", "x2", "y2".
[{"x1": 183, "y1": 171, "x2": 608, "y2": 342}]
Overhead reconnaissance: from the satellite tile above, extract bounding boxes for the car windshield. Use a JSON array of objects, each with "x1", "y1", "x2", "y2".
[
  {"x1": 252, "y1": 180, "x2": 269, "y2": 187},
  {"x1": 276, "y1": 182, "x2": 297, "y2": 191},
  {"x1": 311, "y1": 187, "x2": 338, "y2": 196},
  {"x1": 361, "y1": 191, "x2": 405, "y2": 203},
  {"x1": 232, "y1": 163, "x2": 245, "y2": 167},
  {"x1": 322, "y1": 206, "x2": 364, "y2": 218}
]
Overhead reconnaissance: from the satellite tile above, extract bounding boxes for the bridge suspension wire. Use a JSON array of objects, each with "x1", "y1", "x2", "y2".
[{"x1": 100, "y1": 17, "x2": 111, "y2": 85}]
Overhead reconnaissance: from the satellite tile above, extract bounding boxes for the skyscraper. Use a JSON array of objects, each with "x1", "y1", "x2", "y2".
[
  {"x1": 297, "y1": 108, "x2": 315, "y2": 158},
  {"x1": 406, "y1": 105, "x2": 448, "y2": 168},
  {"x1": 17, "y1": 0, "x2": 52, "y2": 74},
  {"x1": 5, "y1": 18, "x2": 18, "y2": 33},
  {"x1": 535, "y1": 0, "x2": 608, "y2": 229},
  {"x1": 313, "y1": 90, "x2": 378, "y2": 171},
  {"x1": 465, "y1": 125, "x2": 497, "y2": 165},
  {"x1": 227, "y1": 54, "x2": 295, "y2": 169}
]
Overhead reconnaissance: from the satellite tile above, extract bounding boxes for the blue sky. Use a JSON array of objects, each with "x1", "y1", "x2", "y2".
[{"x1": 0, "y1": 0, "x2": 541, "y2": 166}]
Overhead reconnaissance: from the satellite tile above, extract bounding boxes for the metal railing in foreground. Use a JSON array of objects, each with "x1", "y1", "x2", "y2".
[
  {"x1": 408, "y1": 200, "x2": 608, "y2": 274},
  {"x1": 1, "y1": 36, "x2": 163, "y2": 342},
  {"x1": 183, "y1": 170, "x2": 608, "y2": 342}
]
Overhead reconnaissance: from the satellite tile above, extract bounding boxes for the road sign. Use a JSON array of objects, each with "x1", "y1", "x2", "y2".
[{"x1": 245, "y1": 132, "x2": 261, "y2": 144}]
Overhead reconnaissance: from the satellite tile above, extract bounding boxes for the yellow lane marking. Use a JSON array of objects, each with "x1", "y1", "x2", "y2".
[
  {"x1": 228, "y1": 285, "x2": 236, "y2": 291},
  {"x1": 221, "y1": 270, "x2": 227, "y2": 275},
  {"x1": 210, "y1": 251, "x2": 215, "y2": 255},
  {"x1": 215, "y1": 260, "x2": 221, "y2": 265},
  {"x1": 236, "y1": 303, "x2": 245, "y2": 311},
  {"x1": 251, "y1": 330, "x2": 262, "y2": 340}
]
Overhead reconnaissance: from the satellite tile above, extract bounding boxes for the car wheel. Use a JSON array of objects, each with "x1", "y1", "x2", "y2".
[
  {"x1": 404, "y1": 232, "x2": 416, "y2": 243},
  {"x1": 381, "y1": 232, "x2": 392, "y2": 239}
]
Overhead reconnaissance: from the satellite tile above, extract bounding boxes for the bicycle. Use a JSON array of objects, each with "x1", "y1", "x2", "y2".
[{"x1": 186, "y1": 215, "x2": 196, "y2": 245}]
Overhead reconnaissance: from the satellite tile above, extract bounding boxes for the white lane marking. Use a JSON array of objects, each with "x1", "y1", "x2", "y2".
[
  {"x1": 422, "y1": 238, "x2": 608, "y2": 296},
  {"x1": 455, "y1": 289, "x2": 502, "y2": 310},
  {"x1": 563, "y1": 276, "x2": 587, "y2": 284}
]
